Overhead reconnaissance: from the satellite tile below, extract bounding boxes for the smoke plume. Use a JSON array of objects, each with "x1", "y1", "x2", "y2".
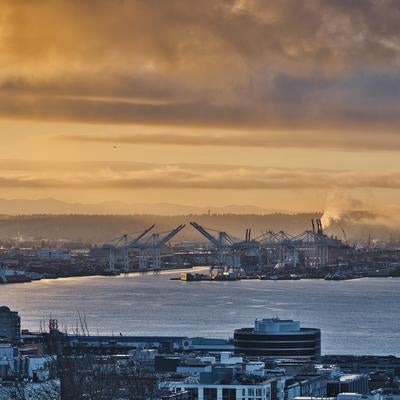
[{"x1": 321, "y1": 192, "x2": 365, "y2": 229}]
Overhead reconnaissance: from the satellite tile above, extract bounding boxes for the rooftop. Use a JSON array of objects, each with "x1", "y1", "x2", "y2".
[
  {"x1": 254, "y1": 318, "x2": 301, "y2": 333},
  {"x1": 338, "y1": 374, "x2": 366, "y2": 382}
]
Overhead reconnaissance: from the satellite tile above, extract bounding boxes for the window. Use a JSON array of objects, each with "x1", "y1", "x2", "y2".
[
  {"x1": 222, "y1": 388, "x2": 236, "y2": 400},
  {"x1": 204, "y1": 388, "x2": 218, "y2": 400},
  {"x1": 188, "y1": 388, "x2": 198, "y2": 400}
]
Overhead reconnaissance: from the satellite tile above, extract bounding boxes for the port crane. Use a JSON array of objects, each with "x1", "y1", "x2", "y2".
[
  {"x1": 190, "y1": 222, "x2": 237, "y2": 273},
  {"x1": 138, "y1": 224, "x2": 186, "y2": 271},
  {"x1": 257, "y1": 219, "x2": 343, "y2": 268},
  {"x1": 188, "y1": 222, "x2": 265, "y2": 274},
  {"x1": 102, "y1": 224, "x2": 155, "y2": 274},
  {"x1": 258, "y1": 230, "x2": 296, "y2": 268},
  {"x1": 231, "y1": 228, "x2": 263, "y2": 270}
]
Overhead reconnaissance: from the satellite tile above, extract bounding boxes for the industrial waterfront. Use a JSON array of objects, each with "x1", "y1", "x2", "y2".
[
  {"x1": 1, "y1": 217, "x2": 400, "y2": 284},
  {"x1": 0, "y1": 270, "x2": 398, "y2": 356}
]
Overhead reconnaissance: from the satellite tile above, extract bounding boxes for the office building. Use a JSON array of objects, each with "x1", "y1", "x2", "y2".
[
  {"x1": 234, "y1": 318, "x2": 321, "y2": 361},
  {"x1": 0, "y1": 306, "x2": 20, "y2": 340}
]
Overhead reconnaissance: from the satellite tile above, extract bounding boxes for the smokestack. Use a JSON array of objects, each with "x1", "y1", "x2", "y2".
[
  {"x1": 311, "y1": 219, "x2": 315, "y2": 233},
  {"x1": 245, "y1": 228, "x2": 251, "y2": 242},
  {"x1": 317, "y1": 219, "x2": 324, "y2": 235}
]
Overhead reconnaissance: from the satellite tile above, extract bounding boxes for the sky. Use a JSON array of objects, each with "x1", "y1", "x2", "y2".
[{"x1": 0, "y1": 0, "x2": 400, "y2": 213}]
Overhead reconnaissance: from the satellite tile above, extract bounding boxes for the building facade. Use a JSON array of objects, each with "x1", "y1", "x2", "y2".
[
  {"x1": 326, "y1": 374, "x2": 369, "y2": 397},
  {"x1": 0, "y1": 307, "x2": 20, "y2": 340},
  {"x1": 168, "y1": 374, "x2": 285, "y2": 400},
  {"x1": 234, "y1": 319, "x2": 321, "y2": 361}
]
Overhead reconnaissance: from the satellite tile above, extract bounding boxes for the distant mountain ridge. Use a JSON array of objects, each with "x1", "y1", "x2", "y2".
[{"x1": 0, "y1": 198, "x2": 283, "y2": 216}]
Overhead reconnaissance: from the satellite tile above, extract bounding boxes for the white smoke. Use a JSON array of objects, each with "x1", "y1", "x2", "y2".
[{"x1": 321, "y1": 192, "x2": 365, "y2": 229}]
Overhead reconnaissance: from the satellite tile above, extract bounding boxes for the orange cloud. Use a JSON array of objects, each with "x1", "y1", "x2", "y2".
[
  {"x1": 0, "y1": 160, "x2": 400, "y2": 190},
  {"x1": 55, "y1": 131, "x2": 400, "y2": 152},
  {"x1": 0, "y1": 0, "x2": 400, "y2": 139}
]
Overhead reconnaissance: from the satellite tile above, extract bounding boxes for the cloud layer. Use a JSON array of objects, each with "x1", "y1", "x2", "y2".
[
  {"x1": 0, "y1": 160, "x2": 400, "y2": 191},
  {"x1": 0, "y1": 0, "x2": 400, "y2": 149},
  {"x1": 1, "y1": 1, "x2": 400, "y2": 214},
  {"x1": 56, "y1": 129, "x2": 400, "y2": 152}
]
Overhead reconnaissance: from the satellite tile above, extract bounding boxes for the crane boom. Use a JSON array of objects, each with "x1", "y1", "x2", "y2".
[
  {"x1": 190, "y1": 222, "x2": 220, "y2": 247},
  {"x1": 128, "y1": 224, "x2": 155, "y2": 247},
  {"x1": 156, "y1": 224, "x2": 185, "y2": 247}
]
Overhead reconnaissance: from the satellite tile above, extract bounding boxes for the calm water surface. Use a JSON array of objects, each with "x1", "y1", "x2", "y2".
[{"x1": 0, "y1": 270, "x2": 399, "y2": 355}]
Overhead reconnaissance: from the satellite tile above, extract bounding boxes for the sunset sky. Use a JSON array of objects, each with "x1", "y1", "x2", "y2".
[{"x1": 1, "y1": 0, "x2": 400, "y2": 213}]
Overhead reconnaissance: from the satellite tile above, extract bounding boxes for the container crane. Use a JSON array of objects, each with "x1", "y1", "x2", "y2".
[
  {"x1": 138, "y1": 224, "x2": 185, "y2": 271},
  {"x1": 231, "y1": 228, "x2": 263, "y2": 270},
  {"x1": 190, "y1": 222, "x2": 238, "y2": 273},
  {"x1": 101, "y1": 224, "x2": 155, "y2": 274},
  {"x1": 120, "y1": 224, "x2": 156, "y2": 273},
  {"x1": 258, "y1": 230, "x2": 296, "y2": 268},
  {"x1": 102, "y1": 235, "x2": 125, "y2": 275}
]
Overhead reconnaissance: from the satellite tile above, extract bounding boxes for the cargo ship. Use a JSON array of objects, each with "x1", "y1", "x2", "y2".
[{"x1": 0, "y1": 268, "x2": 32, "y2": 284}]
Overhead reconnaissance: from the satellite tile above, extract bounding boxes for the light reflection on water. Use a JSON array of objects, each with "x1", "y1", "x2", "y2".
[{"x1": 0, "y1": 270, "x2": 399, "y2": 355}]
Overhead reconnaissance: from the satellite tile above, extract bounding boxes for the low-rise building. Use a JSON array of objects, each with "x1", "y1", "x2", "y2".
[
  {"x1": 327, "y1": 374, "x2": 369, "y2": 397},
  {"x1": 0, "y1": 344, "x2": 19, "y2": 380},
  {"x1": 38, "y1": 248, "x2": 70, "y2": 261},
  {"x1": 166, "y1": 365, "x2": 285, "y2": 400}
]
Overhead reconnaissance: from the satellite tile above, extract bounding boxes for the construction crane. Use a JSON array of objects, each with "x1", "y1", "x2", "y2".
[{"x1": 138, "y1": 224, "x2": 185, "y2": 272}]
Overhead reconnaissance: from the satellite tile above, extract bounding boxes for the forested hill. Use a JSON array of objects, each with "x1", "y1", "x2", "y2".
[{"x1": 0, "y1": 213, "x2": 320, "y2": 243}]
